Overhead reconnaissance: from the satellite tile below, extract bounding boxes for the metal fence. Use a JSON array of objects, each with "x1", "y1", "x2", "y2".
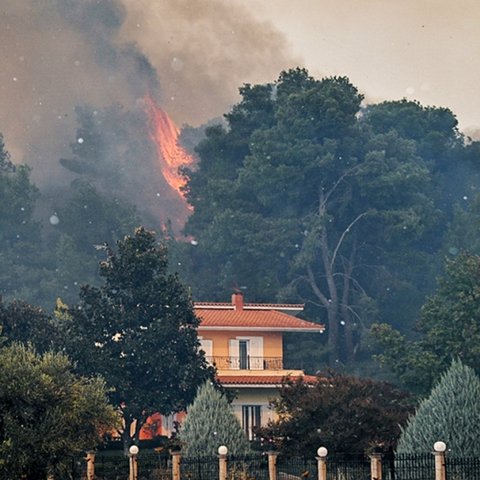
[
  {"x1": 382, "y1": 453, "x2": 435, "y2": 480},
  {"x1": 275, "y1": 455, "x2": 318, "y2": 479},
  {"x1": 90, "y1": 452, "x2": 129, "y2": 480},
  {"x1": 324, "y1": 453, "x2": 370, "y2": 480},
  {"x1": 66, "y1": 450, "x2": 480, "y2": 480},
  {"x1": 445, "y1": 455, "x2": 480, "y2": 480},
  {"x1": 181, "y1": 455, "x2": 219, "y2": 480}
]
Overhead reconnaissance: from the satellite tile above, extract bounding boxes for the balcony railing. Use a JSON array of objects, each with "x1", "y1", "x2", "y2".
[{"x1": 205, "y1": 356, "x2": 283, "y2": 370}]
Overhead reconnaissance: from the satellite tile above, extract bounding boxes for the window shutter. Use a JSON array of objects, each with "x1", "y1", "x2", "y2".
[
  {"x1": 199, "y1": 339, "x2": 213, "y2": 362},
  {"x1": 229, "y1": 338, "x2": 240, "y2": 369},
  {"x1": 249, "y1": 337, "x2": 264, "y2": 370}
]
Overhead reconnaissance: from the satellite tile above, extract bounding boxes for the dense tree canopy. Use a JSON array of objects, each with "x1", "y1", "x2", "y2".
[
  {"x1": 62, "y1": 227, "x2": 214, "y2": 451},
  {"x1": 0, "y1": 298, "x2": 59, "y2": 353},
  {"x1": 0, "y1": 343, "x2": 117, "y2": 479},
  {"x1": 257, "y1": 372, "x2": 413, "y2": 455},
  {"x1": 0, "y1": 135, "x2": 44, "y2": 303},
  {"x1": 372, "y1": 252, "x2": 480, "y2": 393},
  {"x1": 1, "y1": 63, "x2": 480, "y2": 391},
  {"x1": 0, "y1": 133, "x2": 144, "y2": 309},
  {"x1": 179, "y1": 68, "x2": 463, "y2": 368},
  {"x1": 48, "y1": 180, "x2": 141, "y2": 304}
]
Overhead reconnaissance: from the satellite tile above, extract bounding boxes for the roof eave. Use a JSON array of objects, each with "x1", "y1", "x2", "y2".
[
  {"x1": 198, "y1": 326, "x2": 325, "y2": 332},
  {"x1": 221, "y1": 384, "x2": 282, "y2": 388}
]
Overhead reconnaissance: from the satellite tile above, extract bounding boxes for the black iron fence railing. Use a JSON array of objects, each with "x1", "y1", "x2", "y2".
[
  {"x1": 92, "y1": 451, "x2": 129, "y2": 480},
  {"x1": 325, "y1": 453, "x2": 370, "y2": 480},
  {"x1": 383, "y1": 452, "x2": 435, "y2": 480},
  {"x1": 276, "y1": 454, "x2": 318, "y2": 479},
  {"x1": 182, "y1": 455, "x2": 219, "y2": 480},
  {"x1": 67, "y1": 450, "x2": 480, "y2": 480},
  {"x1": 206, "y1": 356, "x2": 283, "y2": 370},
  {"x1": 445, "y1": 455, "x2": 480, "y2": 480}
]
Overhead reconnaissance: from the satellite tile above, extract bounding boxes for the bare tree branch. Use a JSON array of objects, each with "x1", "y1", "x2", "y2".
[
  {"x1": 330, "y1": 211, "x2": 369, "y2": 270},
  {"x1": 307, "y1": 264, "x2": 329, "y2": 306}
]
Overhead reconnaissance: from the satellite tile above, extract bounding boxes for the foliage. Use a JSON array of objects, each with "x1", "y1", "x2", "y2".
[
  {"x1": 56, "y1": 180, "x2": 140, "y2": 256},
  {"x1": 0, "y1": 298, "x2": 59, "y2": 353},
  {"x1": 0, "y1": 136, "x2": 43, "y2": 303},
  {"x1": 257, "y1": 372, "x2": 414, "y2": 455},
  {"x1": 397, "y1": 360, "x2": 480, "y2": 455},
  {"x1": 443, "y1": 192, "x2": 480, "y2": 257},
  {"x1": 0, "y1": 343, "x2": 118, "y2": 479},
  {"x1": 372, "y1": 252, "x2": 480, "y2": 393},
  {"x1": 63, "y1": 227, "x2": 214, "y2": 451},
  {"x1": 180, "y1": 68, "x2": 451, "y2": 368},
  {"x1": 0, "y1": 135, "x2": 141, "y2": 309},
  {"x1": 58, "y1": 103, "x2": 177, "y2": 227},
  {"x1": 48, "y1": 181, "x2": 140, "y2": 304},
  {"x1": 180, "y1": 381, "x2": 251, "y2": 457}
]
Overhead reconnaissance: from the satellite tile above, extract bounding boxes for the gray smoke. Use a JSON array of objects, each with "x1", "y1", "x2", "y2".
[{"x1": 0, "y1": 0, "x2": 296, "y2": 183}]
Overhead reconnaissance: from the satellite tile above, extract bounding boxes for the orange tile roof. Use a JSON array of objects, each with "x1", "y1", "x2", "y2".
[
  {"x1": 196, "y1": 308, "x2": 324, "y2": 332},
  {"x1": 195, "y1": 302, "x2": 304, "y2": 311},
  {"x1": 217, "y1": 374, "x2": 318, "y2": 386}
]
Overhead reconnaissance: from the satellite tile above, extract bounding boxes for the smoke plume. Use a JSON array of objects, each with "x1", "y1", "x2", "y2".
[
  {"x1": 0, "y1": 0, "x2": 292, "y2": 176},
  {"x1": 0, "y1": 0, "x2": 297, "y2": 227}
]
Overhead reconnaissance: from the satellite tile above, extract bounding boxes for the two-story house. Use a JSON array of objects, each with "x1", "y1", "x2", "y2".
[
  {"x1": 139, "y1": 292, "x2": 325, "y2": 441},
  {"x1": 195, "y1": 292, "x2": 325, "y2": 439}
]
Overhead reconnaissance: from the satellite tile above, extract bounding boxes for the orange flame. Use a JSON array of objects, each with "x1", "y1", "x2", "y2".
[{"x1": 145, "y1": 95, "x2": 194, "y2": 196}]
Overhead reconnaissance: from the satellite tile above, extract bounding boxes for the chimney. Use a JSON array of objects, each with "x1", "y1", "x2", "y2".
[{"x1": 232, "y1": 292, "x2": 244, "y2": 310}]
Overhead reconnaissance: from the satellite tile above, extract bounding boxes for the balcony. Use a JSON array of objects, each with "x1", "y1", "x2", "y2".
[{"x1": 206, "y1": 356, "x2": 283, "y2": 370}]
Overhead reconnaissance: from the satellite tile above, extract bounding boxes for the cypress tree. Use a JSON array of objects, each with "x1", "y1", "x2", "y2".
[
  {"x1": 397, "y1": 359, "x2": 480, "y2": 455},
  {"x1": 180, "y1": 381, "x2": 252, "y2": 457}
]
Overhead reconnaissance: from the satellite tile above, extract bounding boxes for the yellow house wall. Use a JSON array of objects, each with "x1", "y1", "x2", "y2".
[
  {"x1": 198, "y1": 329, "x2": 283, "y2": 358},
  {"x1": 229, "y1": 387, "x2": 280, "y2": 426}
]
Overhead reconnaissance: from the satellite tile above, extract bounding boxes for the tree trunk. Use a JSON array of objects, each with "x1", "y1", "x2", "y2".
[
  {"x1": 122, "y1": 412, "x2": 147, "y2": 455},
  {"x1": 327, "y1": 303, "x2": 340, "y2": 366},
  {"x1": 122, "y1": 422, "x2": 132, "y2": 456},
  {"x1": 320, "y1": 226, "x2": 341, "y2": 367},
  {"x1": 341, "y1": 242, "x2": 357, "y2": 363}
]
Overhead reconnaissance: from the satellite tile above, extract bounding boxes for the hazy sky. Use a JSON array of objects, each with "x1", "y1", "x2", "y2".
[
  {"x1": 1, "y1": 0, "x2": 479, "y2": 183},
  {"x1": 236, "y1": 0, "x2": 480, "y2": 135}
]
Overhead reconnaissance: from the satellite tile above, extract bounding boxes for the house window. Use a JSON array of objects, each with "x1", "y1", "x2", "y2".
[{"x1": 242, "y1": 405, "x2": 262, "y2": 440}]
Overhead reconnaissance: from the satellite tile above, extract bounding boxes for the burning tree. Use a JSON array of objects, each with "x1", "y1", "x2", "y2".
[
  {"x1": 62, "y1": 227, "x2": 214, "y2": 452},
  {"x1": 144, "y1": 94, "x2": 195, "y2": 197},
  {"x1": 59, "y1": 101, "x2": 192, "y2": 233}
]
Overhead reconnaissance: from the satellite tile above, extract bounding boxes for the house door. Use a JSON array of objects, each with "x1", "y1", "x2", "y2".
[
  {"x1": 242, "y1": 405, "x2": 262, "y2": 440},
  {"x1": 239, "y1": 339, "x2": 249, "y2": 369}
]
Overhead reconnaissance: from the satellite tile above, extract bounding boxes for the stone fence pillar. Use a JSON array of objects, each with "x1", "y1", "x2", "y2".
[
  {"x1": 370, "y1": 452, "x2": 382, "y2": 480},
  {"x1": 433, "y1": 441, "x2": 447, "y2": 480},
  {"x1": 218, "y1": 445, "x2": 228, "y2": 480},
  {"x1": 86, "y1": 451, "x2": 95, "y2": 480},
  {"x1": 267, "y1": 451, "x2": 278, "y2": 480},
  {"x1": 171, "y1": 450, "x2": 181, "y2": 480},
  {"x1": 316, "y1": 447, "x2": 328, "y2": 480}
]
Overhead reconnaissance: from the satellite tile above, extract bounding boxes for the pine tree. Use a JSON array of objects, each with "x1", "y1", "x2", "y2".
[
  {"x1": 180, "y1": 381, "x2": 252, "y2": 457},
  {"x1": 397, "y1": 359, "x2": 480, "y2": 455}
]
